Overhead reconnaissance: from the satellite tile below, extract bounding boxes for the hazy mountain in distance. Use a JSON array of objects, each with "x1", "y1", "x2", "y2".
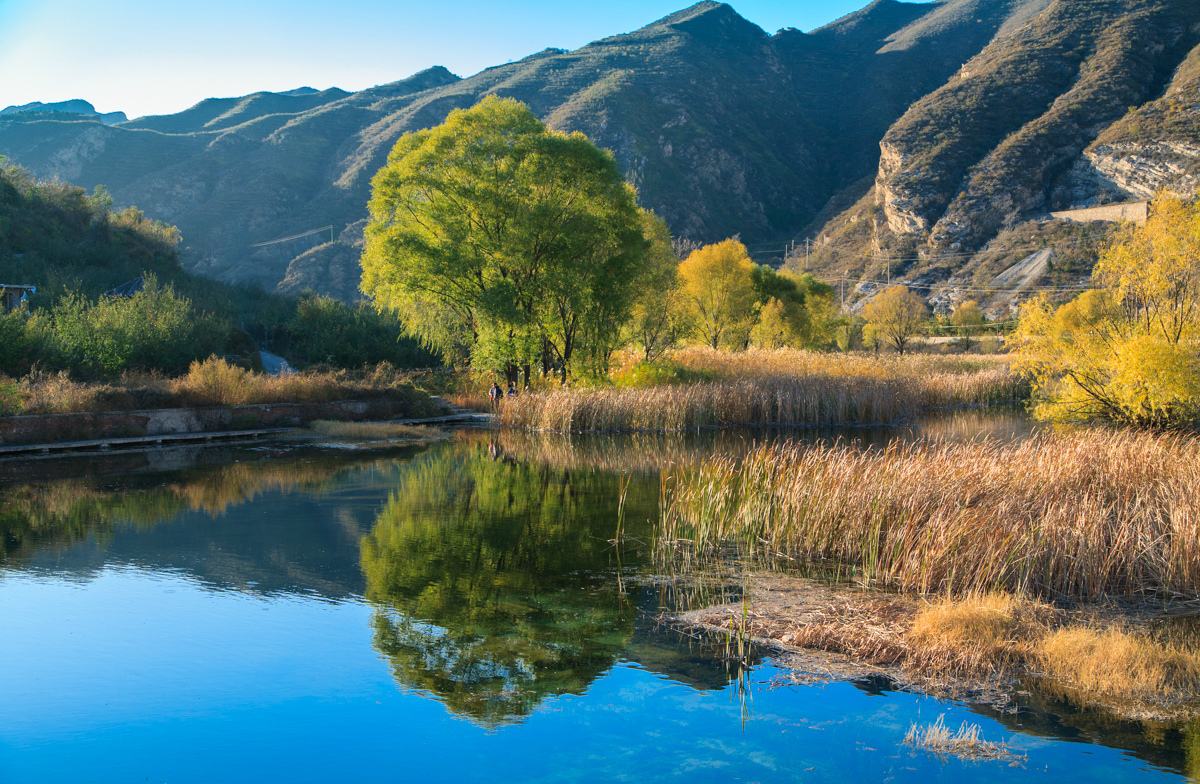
[{"x1": 0, "y1": 99, "x2": 127, "y2": 125}]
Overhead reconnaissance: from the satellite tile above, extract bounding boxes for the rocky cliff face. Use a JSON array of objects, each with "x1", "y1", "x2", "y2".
[
  {"x1": 875, "y1": 0, "x2": 1200, "y2": 251},
  {"x1": 800, "y1": 0, "x2": 1200, "y2": 316}
]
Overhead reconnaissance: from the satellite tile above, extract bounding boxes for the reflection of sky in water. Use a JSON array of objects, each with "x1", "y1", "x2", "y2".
[
  {"x1": 0, "y1": 430, "x2": 1192, "y2": 783},
  {"x1": 0, "y1": 568, "x2": 1184, "y2": 784}
]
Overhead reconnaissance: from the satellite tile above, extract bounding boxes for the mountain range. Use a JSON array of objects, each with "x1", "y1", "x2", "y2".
[
  {"x1": 0, "y1": 99, "x2": 127, "y2": 126},
  {"x1": 1, "y1": 0, "x2": 1198, "y2": 306}
]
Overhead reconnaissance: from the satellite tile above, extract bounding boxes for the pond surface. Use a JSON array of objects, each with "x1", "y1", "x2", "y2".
[{"x1": 0, "y1": 418, "x2": 1195, "y2": 783}]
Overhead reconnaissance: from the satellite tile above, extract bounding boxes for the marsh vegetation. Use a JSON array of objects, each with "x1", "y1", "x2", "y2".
[{"x1": 499, "y1": 349, "x2": 1024, "y2": 433}]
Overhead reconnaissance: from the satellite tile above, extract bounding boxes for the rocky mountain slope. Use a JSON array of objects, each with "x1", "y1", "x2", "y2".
[
  {"x1": 805, "y1": 0, "x2": 1200, "y2": 313},
  {"x1": 1, "y1": 0, "x2": 1198, "y2": 304}
]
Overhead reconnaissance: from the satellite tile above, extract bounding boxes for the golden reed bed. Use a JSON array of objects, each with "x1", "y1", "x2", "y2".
[
  {"x1": 499, "y1": 348, "x2": 1025, "y2": 433},
  {"x1": 500, "y1": 370, "x2": 1023, "y2": 433},
  {"x1": 661, "y1": 430, "x2": 1200, "y2": 600}
]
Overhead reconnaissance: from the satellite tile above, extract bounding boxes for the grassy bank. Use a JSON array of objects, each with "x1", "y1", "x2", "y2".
[
  {"x1": 500, "y1": 349, "x2": 1025, "y2": 433},
  {"x1": 661, "y1": 429, "x2": 1200, "y2": 599},
  {"x1": 1, "y1": 358, "x2": 438, "y2": 417}
]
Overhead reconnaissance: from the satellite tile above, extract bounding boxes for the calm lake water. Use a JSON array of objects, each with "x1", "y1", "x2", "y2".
[{"x1": 1, "y1": 417, "x2": 1195, "y2": 783}]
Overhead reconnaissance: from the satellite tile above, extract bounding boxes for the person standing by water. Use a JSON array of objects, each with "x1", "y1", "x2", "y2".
[
  {"x1": 507, "y1": 382, "x2": 518, "y2": 398},
  {"x1": 489, "y1": 382, "x2": 503, "y2": 408}
]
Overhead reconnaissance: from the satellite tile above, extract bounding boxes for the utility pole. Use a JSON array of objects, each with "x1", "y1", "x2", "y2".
[
  {"x1": 804, "y1": 237, "x2": 811, "y2": 271},
  {"x1": 840, "y1": 275, "x2": 846, "y2": 310}
]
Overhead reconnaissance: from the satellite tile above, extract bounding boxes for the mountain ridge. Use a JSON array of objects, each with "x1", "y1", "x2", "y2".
[{"x1": 1, "y1": 0, "x2": 1197, "y2": 306}]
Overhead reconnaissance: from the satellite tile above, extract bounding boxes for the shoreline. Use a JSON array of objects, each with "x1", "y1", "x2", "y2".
[
  {"x1": 0, "y1": 396, "x2": 458, "y2": 451},
  {"x1": 670, "y1": 574, "x2": 1200, "y2": 724}
]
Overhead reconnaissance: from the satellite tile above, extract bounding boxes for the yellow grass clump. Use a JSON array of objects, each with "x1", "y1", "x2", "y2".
[
  {"x1": 1037, "y1": 627, "x2": 1200, "y2": 708},
  {"x1": 687, "y1": 583, "x2": 1200, "y2": 719},
  {"x1": 907, "y1": 593, "x2": 1053, "y2": 676},
  {"x1": 662, "y1": 429, "x2": 1200, "y2": 599}
]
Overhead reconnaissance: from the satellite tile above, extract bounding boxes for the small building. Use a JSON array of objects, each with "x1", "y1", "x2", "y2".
[{"x1": 0, "y1": 284, "x2": 36, "y2": 312}]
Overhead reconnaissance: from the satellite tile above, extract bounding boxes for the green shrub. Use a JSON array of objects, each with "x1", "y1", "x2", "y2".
[
  {"x1": 0, "y1": 375, "x2": 22, "y2": 415},
  {"x1": 0, "y1": 308, "x2": 40, "y2": 377},
  {"x1": 280, "y1": 294, "x2": 435, "y2": 369},
  {"x1": 33, "y1": 275, "x2": 230, "y2": 379},
  {"x1": 611, "y1": 360, "x2": 716, "y2": 388}
]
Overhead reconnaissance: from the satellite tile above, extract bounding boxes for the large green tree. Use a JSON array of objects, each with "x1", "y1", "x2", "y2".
[
  {"x1": 361, "y1": 96, "x2": 648, "y2": 384},
  {"x1": 625, "y1": 211, "x2": 685, "y2": 362}
]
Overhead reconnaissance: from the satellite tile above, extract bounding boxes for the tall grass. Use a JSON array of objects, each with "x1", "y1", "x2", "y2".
[
  {"x1": 502, "y1": 371, "x2": 1024, "y2": 433},
  {"x1": 661, "y1": 430, "x2": 1200, "y2": 600},
  {"x1": 500, "y1": 348, "x2": 1026, "y2": 433},
  {"x1": 670, "y1": 347, "x2": 1009, "y2": 380}
]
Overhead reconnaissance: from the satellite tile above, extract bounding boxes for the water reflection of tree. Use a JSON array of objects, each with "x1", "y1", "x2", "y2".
[{"x1": 361, "y1": 441, "x2": 658, "y2": 726}]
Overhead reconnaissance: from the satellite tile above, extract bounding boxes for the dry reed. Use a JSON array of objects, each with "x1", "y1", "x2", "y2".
[
  {"x1": 904, "y1": 715, "x2": 1022, "y2": 763},
  {"x1": 661, "y1": 430, "x2": 1200, "y2": 600},
  {"x1": 501, "y1": 349, "x2": 1026, "y2": 433},
  {"x1": 671, "y1": 346, "x2": 1008, "y2": 380},
  {"x1": 309, "y1": 421, "x2": 445, "y2": 442}
]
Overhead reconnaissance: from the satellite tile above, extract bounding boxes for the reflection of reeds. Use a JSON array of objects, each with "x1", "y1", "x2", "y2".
[
  {"x1": 500, "y1": 351, "x2": 1025, "y2": 434},
  {"x1": 310, "y1": 420, "x2": 445, "y2": 442},
  {"x1": 661, "y1": 430, "x2": 1200, "y2": 600},
  {"x1": 166, "y1": 459, "x2": 361, "y2": 516},
  {"x1": 480, "y1": 430, "x2": 762, "y2": 474},
  {"x1": 1, "y1": 453, "x2": 386, "y2": 559}
]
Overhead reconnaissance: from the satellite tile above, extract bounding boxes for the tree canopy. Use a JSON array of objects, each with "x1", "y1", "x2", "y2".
[
  {"x1": 862, "y1": 285, "x2": 928, "y2": 354},
  {"x1": 361, "y1": 96, "x2": 649, "y2": 384},
  {"x1": 677, "y1": 239, "x2": 758, "y2": 350}
]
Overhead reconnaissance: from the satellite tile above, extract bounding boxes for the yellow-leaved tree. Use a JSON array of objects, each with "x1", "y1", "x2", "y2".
[
  {"x1": 1012, "y1": 193, "x2": 1200, "y2": 426},
  {"x1": 862, "y1": 285, "x2": 928, "y2": 354},
  {"x1": 678, "y1": 239, "x2": 758, "y2": 349}
]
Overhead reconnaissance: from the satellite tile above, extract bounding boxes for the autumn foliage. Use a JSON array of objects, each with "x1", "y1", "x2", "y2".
[{"x1": 1013, "y1": 193, "x2": 1200, "y2": 426}]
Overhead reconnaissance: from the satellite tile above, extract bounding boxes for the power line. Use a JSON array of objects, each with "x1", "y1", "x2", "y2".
[
  {"x1": 814, "y1": 276, "x2": 1091, "y2": 294},
  {"x1": 249, "y1": 223, "x2": 333, "y2": 247}
]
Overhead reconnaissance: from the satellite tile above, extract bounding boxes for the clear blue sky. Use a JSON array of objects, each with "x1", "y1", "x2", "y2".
[{"x1": 0, "y1": 0, "x2": 914, "y2": 119}]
